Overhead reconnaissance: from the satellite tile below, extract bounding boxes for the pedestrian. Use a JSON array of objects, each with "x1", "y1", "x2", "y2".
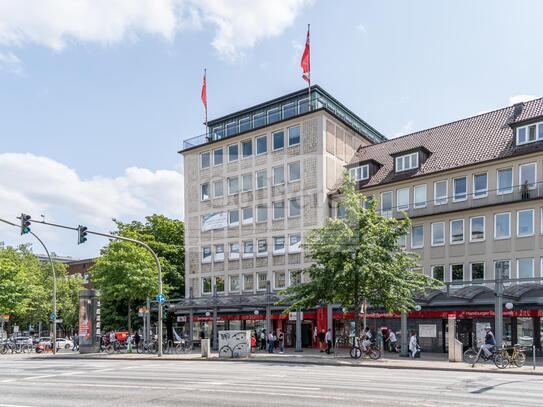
[
  {"x1": 388, "y1": 330, "x2": 398, "y2": 352},
  {"x1": 325, "y1": 328, "x2": 332, "y2": 354},
  {"x1": 72, "y1": 334, "x2": 79, "y2": 352},
  {"x1": 409, "y1": 331, "x2": 419, "y2": 358},
  {"x1": 268, "y1": 331, "x2": 275, "y2": 353},
  {"x1": 313, "y1": 326, "x2": 317, "y2": 348},
  {"x1": 318, "y1": 329, "x2": 326, "y2": 352},
  {"x1": 134, "y1": 331, "x2": 141, "y2": 350},
  {"x1": 278, "y1": 329, "x2": 285, "y2": 353},
  {"x1": 250, "y1": 334, "x2": 257, "y2": 353},
  {"x1": 260, "y1": 329, "x2": 266, "y2": 350}
]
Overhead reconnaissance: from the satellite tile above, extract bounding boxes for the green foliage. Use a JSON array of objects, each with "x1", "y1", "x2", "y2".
[{"x1": 279, "y1": 176, "x2": 440, "y2": 331}]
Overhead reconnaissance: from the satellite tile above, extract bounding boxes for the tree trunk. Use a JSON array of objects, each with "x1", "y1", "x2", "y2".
[{"x1": 127, "y1": 301, "x2": 132, "y2": 333}]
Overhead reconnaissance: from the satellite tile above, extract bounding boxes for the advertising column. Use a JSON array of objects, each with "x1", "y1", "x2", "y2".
[{"x1": 79, "y1": 289, "x2": 101, "y2": 353}]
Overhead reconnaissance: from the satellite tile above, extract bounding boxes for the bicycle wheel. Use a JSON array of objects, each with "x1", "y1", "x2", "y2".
[
  {"x1": 105, "y1": 344, "x2": 114, "y2": 354},
  {"x1": 0, "y1": 345, "x2": 6, "y2": 355},
  {"x1": 513, "y1": 351, "x2": 526, "y2": 367},
  {"x1": 350, "y1": 346, "x2": 362, "y2": 359},
  {"x1": 494, "y1": 351, "x2": 509, "y2": 369},
  {"x1": 368, "y1": 348, "x2": 381, "y2": 360},
  {"x1": 463, "y1": 349, "x2": 478, "y2": 365},
  {"x1": 219, "y1": 346, "x2": 233, "y2": 358}
]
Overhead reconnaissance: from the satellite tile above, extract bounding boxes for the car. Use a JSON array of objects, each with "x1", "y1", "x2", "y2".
[
  {"x1": 55, "y1": 338, "x2": 74, "y2": 350},
  {"x1": 13, "y1": 336, "x2": 33, "y2": 346}
]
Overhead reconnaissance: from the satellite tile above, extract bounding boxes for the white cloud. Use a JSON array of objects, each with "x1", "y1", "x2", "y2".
[
  {"x1": 0, "y1": 0, "x2": 310, "y2": 59},
  {"x1": 0, "y1": 51, "x2": 22, "y2": 74},
  {"x1": 509, "y1": 94, "x2": 539, "y2": 105},
  {"x1": 392, "y1": 120, "x2": 414, "y2": 138},
  {"x1": 355, "y1": 23, "x2": 367, "y2": 34}
]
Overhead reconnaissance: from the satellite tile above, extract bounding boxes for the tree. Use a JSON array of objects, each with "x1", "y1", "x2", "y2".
[{"x1": 279, "y1": 177, "x2": 440, "y2": 335}]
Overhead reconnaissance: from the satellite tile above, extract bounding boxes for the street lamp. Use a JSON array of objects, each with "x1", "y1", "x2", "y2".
[
  {"x1": 414, "y1": 305, "x2": 422, "y2": 311},
  {"x1": 205, "y1": 311, "x2": 211, "y2": 317},
  {"x1": 505, "y1": 302, "x2": 514, "y2": 310},
  {"x1": 253, "y1": 310, "x2": 259, "y2": 315}
]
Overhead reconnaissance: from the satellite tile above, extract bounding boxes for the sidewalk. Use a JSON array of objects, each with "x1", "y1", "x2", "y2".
[{"x1": 31, "y1": 347, "x2": 543, "y2": 375}]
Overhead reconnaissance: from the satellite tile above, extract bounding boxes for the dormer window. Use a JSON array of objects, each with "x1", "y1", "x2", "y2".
[
  {"x1": 349, "y1": 164, "x2": 369, "y2": 181},
  {"x1": 516, "y1": 121, "x2": 543, "y2": 145},
  {"x1": 395, "y1": 152, "x2": 419, "y2": 173}
]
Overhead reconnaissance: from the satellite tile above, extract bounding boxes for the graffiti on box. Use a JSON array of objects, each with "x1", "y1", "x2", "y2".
[{"x1": 218, "y1": 330, "x2": 251, "y2": 358}]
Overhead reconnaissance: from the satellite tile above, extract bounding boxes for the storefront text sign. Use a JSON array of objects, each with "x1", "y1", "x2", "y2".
[{"x1": 419, "y1": 324, "x2": 437, "y2": 338}]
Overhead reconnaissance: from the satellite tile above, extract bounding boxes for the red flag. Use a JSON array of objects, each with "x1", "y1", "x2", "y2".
[
  {"x1": 300, "y1": 27, "x2": 310, "y2": 83},
  {"x1": 201, "y1": 69, "x2": 207, "y2": 114}
]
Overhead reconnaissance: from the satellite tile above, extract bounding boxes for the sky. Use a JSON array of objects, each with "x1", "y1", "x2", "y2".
[{"x1": 1, "y1": 0, "x2": 543, "y2": 259}]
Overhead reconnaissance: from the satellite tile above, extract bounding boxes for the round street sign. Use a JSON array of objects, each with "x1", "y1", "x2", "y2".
[
  {"x1": 156, "y1": 293, "x2": 166, "y2": 305},
  {"x1": 50, "y1": 312, "x2": 56, "y2": 321}
]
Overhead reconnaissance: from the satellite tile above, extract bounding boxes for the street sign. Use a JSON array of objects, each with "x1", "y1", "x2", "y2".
[
  {"x1": 13, "y1": 325, "x2": 19, "y2": 333},
  {"x1": 50, "y1": 312, "x2": 56, "y2": 321},
  {"x1": 288, "y1": 312, "x2": 303, "y2": 321},
  {"x1": 156, "y1": 293, "x2": 166, "y2": 305},
  {"x1": 55, "y1": 319, "x2": 63, "y2": 324}
]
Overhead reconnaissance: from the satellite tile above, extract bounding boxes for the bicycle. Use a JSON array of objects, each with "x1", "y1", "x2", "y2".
[
  {"x1": 463, "y1": 345, "x2": 505, "y2": 368},
  {"x1": 495, "y1": 345, "x2": 526, "y2": 368},
  {"x1": 350, "y1": 337, "x2": 381, "y2": 360},
  {"x1": 176, "y1": 339, "x2": 193, "y2": 354}
]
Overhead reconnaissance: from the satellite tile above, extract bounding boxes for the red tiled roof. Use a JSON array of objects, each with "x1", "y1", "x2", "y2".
[{"x1": 342, "y1": 97, "x2": 543, "y2": 190}]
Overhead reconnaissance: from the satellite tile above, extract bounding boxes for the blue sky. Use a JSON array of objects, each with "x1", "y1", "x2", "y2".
[{"x1": 1, "y1": 0, "x2": 542, "y2": 258}]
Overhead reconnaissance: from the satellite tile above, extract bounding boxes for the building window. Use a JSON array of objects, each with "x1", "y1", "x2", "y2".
[
  {"x1": 257, "y1": 272, "x2": 268, "y2": 291},
  {"x1": 273, "y1": 201, "x2": 285, "y2": 220},
  {"x1": 213, "y1": 181, "x2": 224, "y2": 198},
  {"x1": 288, "y1": 126, "x2": 300, "y2": 146},
  {"x1": 228, "y1": 143, "x2": 239, "y2": 162},
  {"x1": 229, "y1": 243, "x2": 240, "y2": 260},
  {"x1": 473, "y1": 173, "x2": 488, "y2": 198},
  {"x1": 414, "y1": 184, "x2": 427, "y2": 208},
  {"x1": 215, "y1": 276, "x2": 225, "y2": 293},
  {"x1": 256, "y1": 205, "x2": 267, "y2": 223},
  {"x1": 290, "y1": 270, "x2": 302, "y2": 286},
  {"x1": 227, "y1": 177, "x2": 239, "y2": 195},
  {"x1": 450, "y1": 264, "x2": 464, "y2": 283},
  {"x1": 395, "y1": 152, "x2": 418, "y2": 172},
  {"x1": 431, "y1": 265, "x2": 445, "y2": 282},
  {"x1": 516, "y1": 121, "x2": 543, "y2": 145},
  {"x1": 272, "y1": 130, "x2": 285, "y2": 151},
  {"x1": 494, "y1": 212, "x2": 511, "y2": 239},
  {"x1": 431, "y1": 222, "x2": 445, "y2": 246},
  {"x1": 298, "y1": 98, "x2": 309, "y2": 113},
  {"x1": 497, "y1": 168, "x2": 513, "y2": 194},
  {"x1": 273, "y1": 166, "x2": 285, "y2": 185},
  {"x1": 257, "y1": 239, "x2": 268, "y2": 257},
  {"x1": 434, "y1": 180, "x2": 448, "y2": 205},
  {"x1": 397, "y1": 233, "x2": 407, "y2": 248},
  {"x1": 397, "y1": 188, "x2": 409, "y2": 211},
  {"x1": 256, "y1": 135, "x2": 267, "y2": 155},
  {"x1": 228, "y1": 210, "x2": 239, "y2": 227},
  {"x1": 494, "y1": 259, "x2": 511, "y2": 281},
  {"x1": 282, "y1": 102, "x2": 296, "y2": 119},
  {"x1": 268, "y1": 107, "x2": 280, "y2": 124},
  {"x1": 239, "y1": 116, "x2": 251, "y2": 133},
  {"x1": 225, "y1": 121, "x2": 237, "y2": 137},
  {"x1": 242, "y1": 173, "x2": 253, "y2": 192},
  {"x1": 517, "y1": 209, "x2": 534, "y2": 237},
  {"x1": 200, "y1": 151, "x2": 210, "y2": 169},
  {"x1": 517, "y1": 258, "x2": 534, "y2": 279},
  {"x1": 212, "y1": 126, "x2": 224, "y2": 140},
  {"x1": 243, "y1": 240, "x2": 254, "y2": 258},
  {"x1": 288, "y1": 161, "x2": 301, "y2": 182},
  {"x1": 201, "y1": 183, "x2": 210, "y2": 201},
  {"x1": 288, "y1": 198, "x2": 301, "y2": 218},
  {"x1": 411, "y1": 225, "x2": 424, "y2": 249},
  {"x1": 289, "y1": 233, "x2": 301, "y2": 253},
  {"x1": 229, "y1": 275, "x2": 240, "y2": 292},
  {"x1": 381, "y1": 191, "x2": 393, "y2": 218},
  {"x1": 471, "y1": 262, "x2": 485, "y2": 281},
  {"x1": 213, "y1": 148, "x2": 223, "y2": 166},
  {"x1": 241, "y1": 139, "x2": 252, "y2": 158},
  {"x1": 470, "y1": 216, "x2": 485, "y2": 242},
  {"x1": 453, "y1": 177, "x2": 467, "y2": 202},
  {"x1": 253, "y1": 112, "x2": 265, "y2": 128},
  {"x1": 214, "y1": 244, "x2": 224, "y2": 262},
  {"x1": 242, "y1": 207, "x2": 253, "y2": 225},
  {"x1": 256, "y1": 170, "x2": 267, "y2": 189},
  {"x1": 274, "y1": 271, "x2": 286, "y2": 290},
  {"x1": 450, "y1": 219, "x2": 464, "y2": 244},
  {"x1": 202, "y1": 246, "x2": 211, "y2": 263},
  {"x1": 202, "y1": 277, "x2": 212, "y2": 294},
  {"x1": 337, "y1": 205, "x2": 346, "y2": 218},
  {"x1": 349, "y1": 165, "x2": 369, "y2": 181},
  {"x1": 243, "y1": 274, "x2": 254, "y2": 291},
  {"x1": 519, "y1": 162, "x2": 536, "y2": 190},
  {"x1": 273, "y1": 236, "x2": 285, "y2": 255}
]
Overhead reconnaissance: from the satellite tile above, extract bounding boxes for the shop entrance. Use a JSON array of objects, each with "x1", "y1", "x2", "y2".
[
  {"x1": 285, "y1": 321, "x2": 313, "y2": 347},
  {"x1": 456, "y1": 319, "x2": 474, "y2": 350}
]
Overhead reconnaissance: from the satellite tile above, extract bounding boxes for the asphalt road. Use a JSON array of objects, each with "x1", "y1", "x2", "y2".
[{"x1": 0, "y1": 356, "x2": 542, "y2": 406}]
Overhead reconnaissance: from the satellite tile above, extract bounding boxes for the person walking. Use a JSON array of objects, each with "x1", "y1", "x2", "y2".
[
  {"x1": 409, "y1": 331, "x2": 419, "y2": 358},
  {"x1": 318, "y1": 329, "x2": 326, "y2": 352},
  {"x1": 388, "y1": 330, "x2": 398, "y2": 352},
  {"x1": 267, "y1": 331, "x2": 275, "y2": 353},
  {"x1": 325, "y1": 328, "x2": 333, "y2": 354},
  {"x1": 134, "y1": 331, "x2": 141, "y2": 351},
  {"x1": 260, "y1": 329, "x2": 267, "y2": 351},
  {"x1": 278, "y1": 329, "x2": 285, "y2": 353}
]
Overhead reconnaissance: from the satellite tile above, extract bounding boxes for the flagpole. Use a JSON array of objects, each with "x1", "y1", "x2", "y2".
[
  {"x1": 204, "y1": 68, "x2": 208, "y2": 139},
  {"x1": 307, "y1": 24, "x2": 311, "y2": 111}
]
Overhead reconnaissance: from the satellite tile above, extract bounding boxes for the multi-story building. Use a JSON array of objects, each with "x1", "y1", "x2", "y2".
[{"x1": 177, "y1": 86, "x2": 385, "y2": 346}]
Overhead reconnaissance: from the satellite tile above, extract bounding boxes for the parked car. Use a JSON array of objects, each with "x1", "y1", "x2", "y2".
[
  {"x1": 13, "y1": 336, "x2": 33, "y2": 346},
  {"x1": 55, "y1": 338, "x2": 74, "y2": 350}
]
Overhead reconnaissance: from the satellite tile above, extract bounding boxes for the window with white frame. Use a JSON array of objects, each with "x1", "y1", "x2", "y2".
[
  {"x1": 229, "y1": 243, "x2": 240, "y2": 260},
  {"x1": 431, "y1": 265, "x2": 445, "y2": 282},
  {"x1": 414, "y1": 184, "x2": 427, "y2": 208},
  {"x1": 202, "y1": 277, "x2": 212, "y2": 294},
  {"x1": 517, "y1": 258, "x2": 534, "y2": 279},
  {"x1": 202, "y1": 246, "x2": 211, "y2": 263},
  {"x1": 363, "y1": 195, "x2": 373, "y2": 209},
  {"x1": 242, "y1": 173, "x2": 253, "y2": 192},
  {"x1": 201, "y1": 183, "x2": 210, "y2": 201},
  {"x1": 215, "y1": 276, "x2": 225, "y2": 293},
  {"x1": 473, "y1": 173, "x2": 488, "y2": 198},
  {"x1": 349, "y1": 165, "x2": 369, "y2": 181},
  {"x1": 213, "y1": 148, "x2": 223, "y2": 166},
  {"x1": 431, "y1": 222, "x2": 445, "y2": 246},
  {"x1": 494, "y1": 212, "x2": 511, "y2": 239},
  {"x1": 381, "y1": 191, "x2": 393, "y2": 217},
  {"x1": 288, "y1": 198, "x2": 301, "y2": 217},
  {"x1": 241, "y1": 139, "x2": 252, "y2": 158},
  {"x1": 256, "y1": 205, "x2": 267, "y2": 223},
  {"x1": 289, "y1": 233, "x2": 301, "y2": 253},
  {"x1": 257, "y1": 272, "x2": 267, "y2": 290},
  {"x1": 272, "y1": 130, "x2": 285, "y2": 151},
  {"x1": 395, "y1": 152, "x2": 419, "y2": 172},
  {"x1": 397, "y1": 233, "x2": 407, "y2": 248},
  {"x1": 273, "y1": 166, "x2": 285, "y2": 185},
  {"x1": 337, "y1": 205, "x2": 346, "y2": 219},
  {"x1": 282, "y1": 102, "x2": 296, "y2": 119},
  {"x1": 517, "y1": 209, "x2": 534, "y2": 237},
  {"x1": 213, "y1": 180, "x2": 224, "y2": 198},
  {"x1": 519, "y1": 163, "x2": 536, "y2": 190},
  {"x1": 256, "y1": 135, "x2": 267, "y2": 155},
  {"x1": 434, "y1": 180, "x2": 448, "y2": 205},
  {"x1": 228, "y1": 209, "x2": 239, "y2": 227},
  {"x1": 411, "y1": 225, "x2": 424, "y2": 249},
  {"x1": 257, "y1": 239, "x2": 268, "y2": 256},
  {"x1": 239, "y1": 116, "x2": 251, "y2": 132},
  {"x1": 243, "y1": 240, "x2": 254, "y2": 258},
  {"x1": 494, "y1": 259, "x2": 511, "y2": 281},
  {"x1": 273, "y1": 201, "x2": 285, "y2": 220},
  {"x1": 274, "y1": 271, "x2": 286, "y2": 290},
  {"x1": 497, "y1": 168, "x2": 513, "y2": 194},
  {"x1": 470, "y1": 216, "x2": 485, "y2": 241},
  {"x1": 450, "y1": 264, "x2": 464, "y2": 284},
  {"x1": 450, "y1": 219, "x2": 464, "y2": 244},
  {"x1": 290, "y1": 270, "x2": 302, "y2": 286},
  {"x1": 273, "y1": 236, "x2": 285, "y2": 255},
  {"x1": 229, "y1": 275, "x2": 240, "y2": 292},
  {"x1": 453, "y1": 177, "x2": 467, "y2": 201},
  {"x1": 253, "y1": 112, "x2": 265, "y2": 128},
  {"x1": 397, "y1": 188, "x2": 409, "y2": 210},
  {"x1": 256, "y1": 169, "x2": 267, "y2": 189},
  {"x1": 242, "y1": 207, "x2": 253, "y2": 225},
  {"x1": 214, "y1": 244, "x2": 224, "y2": 262},
  {"x1": 228, "y1": 143, "x2": 239, "y2": 162},
  {"x1": 516, "y1": 121, "x2": 543, "y2": 145},
  {"x1": 288, "y1": 126, "x2": 300, "y2": 146},
  {"x1": 288, "y1": 161, "x2": 301, "y2": 182},
  {"x1": 243, "y1": 274, "x2": 254, "y2": 291},
  {"x1": 470, "y1": 262, "x2": 485, "y2": 281},
  {"x1": 200, "y1": 151, "x2": 210, "y2": 169},
  {"x1": 225, "y1": 121, "x2": 237, "y2": 137},
  {"x1": 268, "y1": 107, "x2": 280, "y2": 123},
  {"x1": 227, "y1": 176, "x2": 239, "y2": 195}
]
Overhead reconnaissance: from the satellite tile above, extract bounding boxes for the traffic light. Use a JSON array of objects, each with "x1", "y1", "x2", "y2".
[
  {"x1": 77, "y1": 225, "x2": 88, "y2": 244},
  {"x1": 20, "y1": 213, "x2": 31, "y2": 235}
]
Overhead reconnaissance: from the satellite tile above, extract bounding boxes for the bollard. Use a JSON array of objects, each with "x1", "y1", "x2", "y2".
[
  {"x1": 533, "y1": 345, "x2": 536, "y2": 370},
  {"x1": 201, "y1": 339, "x2": 210, "y2": 358}
]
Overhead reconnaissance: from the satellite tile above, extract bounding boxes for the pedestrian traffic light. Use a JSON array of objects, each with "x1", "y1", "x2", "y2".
[
  {"x1": 77, "y1": 225, "x2": 88, "y2": 244},
  {"x1": 20, "y1": 213, "x2": 31, "y2": 235}
]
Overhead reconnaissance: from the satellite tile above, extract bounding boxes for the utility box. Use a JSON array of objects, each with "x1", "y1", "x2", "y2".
[
  {"x1": 201, "y1": 339, "x2": 210, "y2": 358},
  {"x1": 78, "y1": 289, "x2": 101, "y2": 354},
  {"x1": 218, "y1": 330, "x2": 251, "y2": 358}
]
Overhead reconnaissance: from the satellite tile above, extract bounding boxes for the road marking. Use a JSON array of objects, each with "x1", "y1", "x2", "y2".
[
  {"x1": 21, "y1": 371, "x2": 84, "y2": 381},
  {"x1": 0, "y1": 404, "x2": 38, "y2": 407}
]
